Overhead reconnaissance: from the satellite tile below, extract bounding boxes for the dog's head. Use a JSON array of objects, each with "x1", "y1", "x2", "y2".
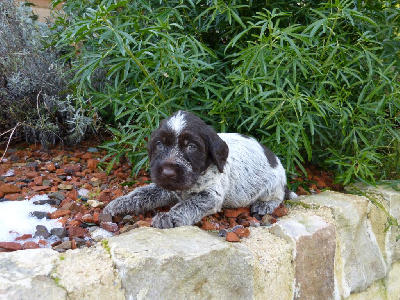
[{"x1": 147, "y1": 110, "x2": 229, "y2": 191}]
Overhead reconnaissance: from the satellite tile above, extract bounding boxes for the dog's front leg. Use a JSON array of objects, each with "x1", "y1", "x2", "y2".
[
  {"x1": 103, "y1": 183, "x2": 178, "y2": 216},
  {"x1": 152, "y1": 190, "x2": 223, "y2": 229}
]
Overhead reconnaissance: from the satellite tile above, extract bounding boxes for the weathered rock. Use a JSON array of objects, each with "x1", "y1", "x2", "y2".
[
  {"x1": 30, "y1": 211, "x2": 48, "y2": 219},
  {"x1": 235, "y1": 227, "x2": 250, "y2": 238},
  {"x1": 42, "y1": 180, "x2": 52, "y2": 187},
  {"x1": 132, "y1": 220, "x2": 151, "y2": 228},
  {"x1": 108, "y1": 226, "x2": 255, "y2": 300},
  {"x1": 30, "y1": 186, "x2": 50, "y2": 192},
  {"x1": 99, "y1": 213, "x2": 112, "y2": 223},
  {"x1": 0, "y1": 184, "x2": 21, "y2": 194},
  {"x1": 0, "y1": 249, "x2": 66, "y2": 299},
  {"x1": 50, "y1": 228, "x2": 68, "y2": 239},
  {"x1": 64, "y1": 164, "x2": 81, "y2": 175},
  {"x1": 91, "y1": 228, "x2": 114, "y2": 241},
  {"x1": 272, "y1": 205, "x2": 289, "y2": 217},
  {"x1": 270, "y1": 213, "x2": 336, "y2": 300},
  {"x1": 386, "y1": 262, "x2": 400, "y2": 300},
  {"x1": 52, "y1": 241, "x2": 72, "y2": 252},
  {"x1": 48, "y1": 192, "x2": 66, "y2": 201},
  {"x1": 347, "y1": 183, "x2": 400, "y2": 266},
  {"x1": 68, "y1": 226, "x2": 88, "y2": 238},
  {"x1": 201, "y1": 220, "x2": 219, "y2": 230},
  {"x1": 34, "y1": 225, "x2": 51, "y2": 239},
  {"x1": 15, "y1": 234, "x2": 33, "y2": 241},
  {"x1": 50, "y1": 210, "x2": 71, "y2": 219},
  {"x1": 226, "y1": 232, "x2": 240, "y2": 242},
  {"x1": 86, "y1": 159, "x2": 98, "y2": 171},
  {"x1": 299, "y1": 191, "x2": 387, "y2": 297},
  {"x1": 101, "y1": 222, "x2": 119, "y2": 233},
  {"x1": 33, "y1": 176, "x2": 43, "y2": 186},
  {"x1": 241, "y1": 227, "x2": 294, "y2": 300},
  {"x1": 58, "y1": 184, "x2": 73, "y2": 190},
  {"x1": 98, "y1": 190, "x2": 112, "y2": 202},
  {"x1": 33, "y1": 199, "x2": 56, "y2": 206},
  {"x1": 346, "y1": 279, "x2": 387, "y2": 300},
  {"x1": 0, "y1": 242, "x2": 23, "y2": 252},
  {"x1": 23, "y1": 242, "x2": 40, "y2": 249},
  {"x1": 260, "y1": 214, "x2": 274, "y2": 225},
  {"x1": 81, "y1": 152, "x2": 92, "y2": 160},
  {"x1": 87, "y1": 200, "x2": 104, "y2": 208},
  {"x1": 45, "y1": 162, "x2": 57, "y2": 172},
  {"x1": 82, "y1": 214, "x2": 95, "y2": 223},
  {"x1": 54, "y1": 246, "x2": 125, "y2": 300}
]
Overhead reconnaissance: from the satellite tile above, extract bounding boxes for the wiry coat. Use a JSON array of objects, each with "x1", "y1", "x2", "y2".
[{"x1": 103, "y1": 111, "x2": 296, "y2": 228}]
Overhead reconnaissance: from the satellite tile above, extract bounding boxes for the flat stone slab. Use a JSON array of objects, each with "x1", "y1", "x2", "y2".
[
  {"x1": 108, "y1": 226, "x2": 255, "y2": 300},
  {"x1": 0, "y1": 249, "x2": 66, "y2": 300}
]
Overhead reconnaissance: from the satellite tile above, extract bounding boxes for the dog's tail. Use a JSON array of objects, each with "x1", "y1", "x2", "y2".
[{"x1": 284, "y1": 185, "x2": 298, "y2": 200}]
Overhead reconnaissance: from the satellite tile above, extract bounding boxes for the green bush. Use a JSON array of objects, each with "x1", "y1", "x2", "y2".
[
  {"x1": 50, "y1": 0, "x2": 400, "y2": 183},
  {"x1": 0, "y1": 0, "x2": 94, "y2": 148}
]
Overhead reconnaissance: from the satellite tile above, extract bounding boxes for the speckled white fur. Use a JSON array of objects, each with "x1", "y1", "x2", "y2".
[
  {"x1": 180, "y1": 133, "x2": 288, "y2": 212},
  {"x1": 166, "y1": 111, "x2": 186, "y2": 135},
  {"x1": 103, "y1": 111, "x2": 296, "y2": 228}
]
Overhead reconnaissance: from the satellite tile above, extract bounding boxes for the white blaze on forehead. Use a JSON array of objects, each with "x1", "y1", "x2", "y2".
[{"x1": 167, "y1": 111, "x2": 186, "y2": 134}]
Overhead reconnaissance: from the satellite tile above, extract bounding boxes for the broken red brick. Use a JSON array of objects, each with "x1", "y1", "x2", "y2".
[{"x1": 226, "y1": 232, "x2": 240, "y2": 242}]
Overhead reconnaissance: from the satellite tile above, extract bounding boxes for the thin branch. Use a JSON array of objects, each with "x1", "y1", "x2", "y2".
[{"x1": 0, "y1": 122, "x2": 20, "y2": 163}]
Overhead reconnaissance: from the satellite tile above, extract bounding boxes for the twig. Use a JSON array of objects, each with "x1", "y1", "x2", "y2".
[
  {"x1": 0, "y1": 126, "x2": 18, "y2": 138},
  {"x1": 36, "y1": 90, "x2": 42, "y2": 118},
  {"x1": 0, "y1": 122, "x2": 20, "y2": 163}
]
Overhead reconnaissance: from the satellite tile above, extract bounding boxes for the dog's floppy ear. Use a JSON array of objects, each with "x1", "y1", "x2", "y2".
[{"x1": 207, "y1": 129, "x2": 229, "y2": 173}]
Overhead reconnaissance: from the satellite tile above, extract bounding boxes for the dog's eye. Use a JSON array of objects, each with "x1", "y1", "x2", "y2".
[
  {"x1": 156, "y1": 141, "x2": 164, "y2": 150},
  {"x1": 187, "y1": 143, "x2": 197, "y2": 152}
]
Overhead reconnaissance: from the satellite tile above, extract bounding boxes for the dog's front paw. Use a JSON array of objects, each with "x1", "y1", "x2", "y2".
[
  {"x1": 102, "y1": 195, "x2": 139, "y2": 216},
  {"x1": 152, "y1": 212, "x2": 177, "y2": 229},
  {"x1": 250, "y1": 199, "x2": 282, "y2": 216}
]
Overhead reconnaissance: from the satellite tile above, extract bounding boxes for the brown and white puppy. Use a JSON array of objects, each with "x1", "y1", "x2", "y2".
[{"x1": 103, "y1": 110, "x2": 296, "y2": 228}]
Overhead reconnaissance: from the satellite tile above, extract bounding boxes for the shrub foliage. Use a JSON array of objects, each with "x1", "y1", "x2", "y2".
[
  {"x1": 51, "y1": 0, "x2": 400, "y2": 183},
  {"x1": 0, "y1": 0, "x2": 93, "y2": 148}
]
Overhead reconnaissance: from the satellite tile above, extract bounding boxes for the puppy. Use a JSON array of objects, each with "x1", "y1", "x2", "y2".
[{"x1": 103, "y1": 110, "x2": 296, "y2": 228}]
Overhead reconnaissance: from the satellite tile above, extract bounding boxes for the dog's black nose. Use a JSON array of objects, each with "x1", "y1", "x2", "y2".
[{"x1": 162, "y1": 167, "x2": 176, "y2": 178}]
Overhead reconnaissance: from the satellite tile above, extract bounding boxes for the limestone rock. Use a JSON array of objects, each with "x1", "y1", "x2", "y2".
[
  {"x1": 347, "y1": 183, "x2": 400, "y2": 265},
  {"x1": 299, "y1": 191, "x2": 387, "y2": 296},
  {"x1": 54, "y1": 246, "x2": 125, "y2": 300},
  {"x1": 241, "y1": 227, "x2": 294, "y2": 300},
  {"x1": 87, "y1": 200, "x2": 104, "y2": 208},
  {"x1": 108, "y1": 226, "x2": 255, "y2": 300},
  {"x1": 0, "y1": 249, "x2": 66, "y2": 300},
  {"x1": 386, "y1": 262, "x2": 400, "y2": 300},
  {"x1": 270, "y1": 213, "x2": 336, "y2": 300},
  {"x1": 346, "y1": 280, "x2": 387, "y2": 300}
]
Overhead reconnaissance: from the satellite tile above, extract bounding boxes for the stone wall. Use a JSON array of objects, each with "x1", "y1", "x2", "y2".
[{"x1": 1, "y1": 184, "x2": 399, "y2": 300}]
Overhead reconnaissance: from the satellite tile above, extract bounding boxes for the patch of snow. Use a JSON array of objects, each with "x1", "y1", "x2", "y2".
[{"x1": 0, "y1": 194, "x2": 62, "y2": 243}]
